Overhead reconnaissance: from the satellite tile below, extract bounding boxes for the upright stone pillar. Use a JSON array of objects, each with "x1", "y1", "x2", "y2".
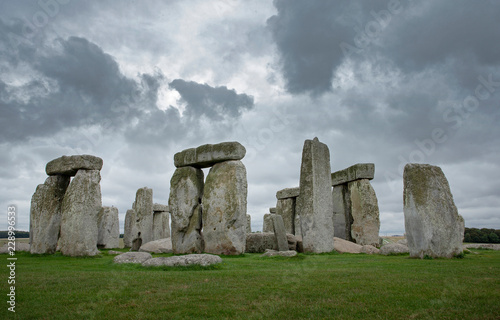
[
  {"x1": 262, "y1": 213, "x2": 274, "y2": 233},
  {"x1": 202, "y1": 160, "x2": 247, "y2": 255},
  {"x1": 403, "y1": 164, "x2": 465, "y2": 258},
  {"x1": 123, "y1": 209, "x2": 136, "y2": 248},
  {"x1": 59, "y1": 169, "x2": 102, "y2": 256},
  {"x1": 276, "y1": 187, "x2": 299, "y2": 235},
  {"x1": 30, "y1": 175, "x2": 70, "y2": 254},
  {"x1": 271, "y1": 214, "x2": 288, "y2": 251},
  {"x1": 131, "y1": 187, "x2": 154, "y2": 249},
  {"x1": 246, "y1": 214, "x2": 252, "y2": 233},
  {"x1": 332, "y1": 185, "x2": 349, "y2": 240},
  {"x1": 296, "y1": 137, "x2": 335, "y2": 253},
  {"x1": 97, "y1": 206, "x2": 120, "y2": 249},
  {"x1": 169, "y1": 167, "x2": 204, "y2": 254},
  {"x1": 348, "y1": 179, "x2": 380, "y2": 247}
]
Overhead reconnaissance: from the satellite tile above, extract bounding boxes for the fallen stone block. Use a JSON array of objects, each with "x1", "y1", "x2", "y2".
[
  {"x1": 114, "y1": 252, "x2": 152, "y2": 264},
  {"x1": 142, "y1": 254, "x2": 222, "y2": 267}
]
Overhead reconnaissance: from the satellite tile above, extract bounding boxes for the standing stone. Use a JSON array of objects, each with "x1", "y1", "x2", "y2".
[
  {"x1": 30, "y1": 175, "x2": 70, "y2": 254},
  {"x1": 294, "y1": 215, "x2": 302, "y2": 237},
  {"x1": 169, "y1": 166, "x2": 204, "y2": 254},
  {"x1": 97, "y1": 206, "x2": 120, "y2": 249},
  {"x1": 348, "y1": 179, "x2": 380, "y2": 247},
  {"x1": 246, "y1": 214, "x2": 252, "y2": 233},
  {"x1": 276, "y1": 198, "x2": 295, "y2": 234},
  {"x1": 202, "y1": 160, "x2": 247, "y2": 255},
  {"x1": 123, "y1": 209, "x2": 136, "y2": 248},
  {"x1": 131, "y1": 187, "x2": 154, "y2": 249},
  {"x1": 403, "y1": 164, "x2": 465, "y2": 258},
  {"x1": 59, "y1": 170, "x2": 102, "y2": 256},
  {"x1": 263, "y1": 213, "x2": 274, "y2": 233},
  {"x1": 153, "y1": 211, "x2": 170, "y2": 240},
  {"x1": 269, "y1": 207, "x2": 277, "y2": 214},
  {"x1": 296, "y1": 137, "x2": 335, "y2": 253},
  {"x1": 271, "y1": 214, "x2": 288, "y2": 251},
  {"x1": 332, "y1": 185, "x2": 349, "y2": 240}
]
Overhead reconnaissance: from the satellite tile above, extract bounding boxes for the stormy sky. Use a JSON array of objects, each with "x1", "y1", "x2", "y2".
[{"x1": 1, "y1": 0, "x2": 499, "y2": 234}]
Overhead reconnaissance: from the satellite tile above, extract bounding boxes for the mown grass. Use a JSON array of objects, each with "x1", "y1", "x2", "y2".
[{"x1": 1, "y1": 249, "x2": 499, "y2": 319}]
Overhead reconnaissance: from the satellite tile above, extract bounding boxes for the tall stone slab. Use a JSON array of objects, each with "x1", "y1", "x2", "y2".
[
  {"x1": 262, "y1": 213, "x2": 274, "y2": 233},
  {"x1": 403, "y1": 164, "x2": 465, "y2": 258},
  {"x1": 202, "y1": 160, "x2": 247, "y2": 255},
  {"x1": 294, "y1": 214, "x2": 302, "y2": 237},
  {"x1": 296, "y1": 138, "x2": 335, "y2": 253},
  {"x1": 30, "y1": 175, "x2": 70, "y2": 254},
  {"x1": 97, "y1": 206, "x2": 120, "y2": 249},
  {"x1": 332, "y1": 185, "x2": 348, "y2": 240},
  {"x1": 123, "y1": 209, "x2": 136, "y2": 248},
  {"x1": 276, "y1": 198, "x2": 295, "y2": 234},
  {"x1": 348, "y1": 179, "x2": 380, "y2": 247},
  {"x1": 153, "y1": 211, "x2": 170, "y2": 240},
  {"x1": 271, "y1": 214, "x2": 288, "y2": 251},
  {"x1": 169, "y1": 166, "x2": 204, "y2": 254},
  {"x1": 246, "y1": 214, "x2": 252, "y2": 233},
  {"x1": 59, "y1": 170, "x2": 102, "y2": 256},
  {"x1": 131, "y1": 187, "x2": 154, "y2": 249}
]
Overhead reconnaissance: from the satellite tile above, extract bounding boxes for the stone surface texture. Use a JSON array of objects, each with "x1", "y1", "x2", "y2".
[
  {"x1": 262, "y1": 214, "x2": 273, "y2": 233},
  {"x1": 296, "y1": 138, "x2": 335, "y2": 253},
  {"x1": 153, "y1": 203, "x2": 169, "y2": 212},
  {"x1": 202, "y1": 160, "x2": 247, "y2": 255},
  {"x1": 131, "y1": 187, "x2": 154, "y2": 249},
  {"x1": 261, "y1": 249, "x2": 297, "y2": 257},
  {"x1": 59, "y1": 169, "x2": 102, "y2": 256},
  {"x1": 139, "y1": 238, "x2": 173, "y2": 254},
  {"x1": 348, "y1": 179, "x2": 380, "y2": 247},
  {"x1": 269, "y1": 207, "x2": 277, "y2": 214},
  {"x1": 142, "y1": 254, "x2": 222, "y2": 267},
  {"x1": 245, "y1": 233, "x2": 297, "y2": 253},
  {"x1": 276, "y1": 198, "x2": 295, "y2": 234},
  {"x1": 333, "y1": 237, "x2": 363, "y2": 254},
  {"x1": 246, "y1": 214, "x2": 252, "y2": 233},
  {"x1": 271, "y1": 214, "x2": 289, "y2": 251},
  {"x1": 331, "y1": 163, "x2": 375, "y2": 186},
  {"x1": 361, "y1": 245, "x2": 380, "y2": 254},
  {"x1": 97, "y1": 206, "x2": 120, "y2": 249},
  {"x1": 403, "y1": 164, "x2": 465, "y2": 258},
  {"x1": 114, "y1": 252, "x2": 152, "y2": 264},
  {"x1": 294, "y1": 215, "x2": 302, "y2": 237},
  {"x1": 332, "y1": 185, "x2": 350, "y2": 241},
  {"x1": 169, "y1": 166, "x2": 205, "y2": 254},
  {"x1": 380, "y1": 243, "x2": 409, "y2": 255},
  {"x1": 46, "y1": 155, "x2": 103, "y2": 176},
  {"x1": 174, "y1": 142, "x2": 246, "y2": 168},
  {"x1": 276, "y1": 187, "x2": 300, "y2": 199},
  {"x1": 153, "y1": 211, "x2": 170, "y2": 240},
  {"x1": 30, "y1": 175, "x2": 70, "y2": 254}
]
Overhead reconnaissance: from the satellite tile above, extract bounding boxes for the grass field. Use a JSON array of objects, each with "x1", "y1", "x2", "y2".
[{"x1": 1, "y1": 248, "x2": 499, "y2": 320}]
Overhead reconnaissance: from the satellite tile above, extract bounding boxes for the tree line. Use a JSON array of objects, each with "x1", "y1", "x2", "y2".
[{"x1": 464, "y1": 228, "x2": 500, "y2": 243}]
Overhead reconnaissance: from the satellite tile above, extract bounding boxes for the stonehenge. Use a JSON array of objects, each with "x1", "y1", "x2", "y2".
[
  {"x1": 276, "y1": 187, "x2": 299, "y2": 235},
  {"x1": 403, "y1": 164, "x2": 465, "y2": 258},
  {"x1": 170, "y1": 141, "x2": 248, "y2": 255},
  {"x1": 296, "y1": 137, "x2": 335, "y2": 253},
  {"x1": 97, "y1": 206, "x2": 120, "y2": 249},
  {"x1": 153, "y1": 203, "x2": 170, "y2": 240},
  {"x1": 331, "y1": 163, "x2": 380, "y2": 247},
  {"x1": 246, "y1": 214, "x2": 252, "y2": 233}
]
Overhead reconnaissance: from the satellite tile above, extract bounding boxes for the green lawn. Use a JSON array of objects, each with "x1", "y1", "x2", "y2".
[{"x1": 1, "y1": 249, "x2": 499, "y2": 319}]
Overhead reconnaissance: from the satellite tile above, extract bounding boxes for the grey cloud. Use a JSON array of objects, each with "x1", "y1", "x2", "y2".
[{"x1": 168, "y1": 79, "x2": 254, "y2": 120}]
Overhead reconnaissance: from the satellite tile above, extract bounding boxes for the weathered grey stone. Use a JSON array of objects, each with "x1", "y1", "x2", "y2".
[
  {"x1": 30, "y1": 175, "x2": 70, "y2": 254},
  {"x1": 276, "y1": 187, "x2": 300, "y2": 200},
  {"x1": 332, "y1": 185, "x2": 350, "y2": 241},
  {"x1": 262, "y1": 213, "x2": 273, "y2": 233},
  {"x1": 296, "y1": 138, "x2": 335, "y2": 253},
  {"x1": 246, "y1": 214, "x2": 252, "y2": 233},
  {"x1": 108, "y1": 250, "x2": 122, "y2": 255},
  {"x1": 331, "y1": 163, "x2": 375, "y2": 186},
  {"x1": 139, "y1": 238, "x2": 173, "y2": 254},
  {"x1": 1, "y1": 242, "x2": 30, "y2": 253},
  {"x1": 348, "y1": 179, "x2": 380, "y2": 247},
  {"x1": 397, "y1": 239, "x2": 408, "y2": 246},
  {"x1": 114, "y1": 252, "x2": 152, "y2": 264},
  {"x1": 333, "y1": 237, "x2": 363, "y2": 253},
  {"x1": 153, "y1": 203, "x2": 169, "y2": 212},
  {"x1": 245, "y1": 232, "x2": 297, "y2": 253},
  {"x1": 203, "y1": 160, "x2": 247, "y2": 255},
  {"x1": 169, "y1": 166, "x2": 204, "y2": 254},
  {"x1": 142, "y1": 254, "x2": 222, "y2": 267},
  {"x1": 131, "y1": 187, "x2": 154, "y2": 249},
  {"x1": 361, "y1": 245, "x2": 380, "y2": 254},
  {"x1": 380, "y1": 243, "x2": 409, "y2": 255},
  {"x1": 269, "y1": 207, "x2": 276, "y2": 214},
  {"x1": 153, "y1": 211, "x2": 170, "y2": 240},
  {"x1": 59, "y1": 170, "x2": 102, "y2": 256},
  {"x1": 271, "y1": 214, "x2": 288, "y2": 251},
  {"x1": 174, "y1": 141, "x2": 246, "y2": 168},
  {"x1": 276, "y1": 198, "x2": 295, "y2": 234},
  {"x1": 46, "y1": 155, "x2": 103, "y2": 176},
  {"x1": 261, "y1": 249, "x2": 297, "y2": 257},
  {"x1": 404, "y1": 164, "x2": 465, "y2": 258},
  {"x1": 123, "y1": 209, "x2": 136, "y2": 248},
  {"x1": 294, "y1": 215, "x2": 302, "y2": 237},
  {"x1": 97, "y1": 206, "x2": 120, "y2": 249}
]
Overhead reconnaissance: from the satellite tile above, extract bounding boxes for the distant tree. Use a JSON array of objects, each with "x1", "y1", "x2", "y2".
[
  {"x1": 489, "y1": 232, "x2": 500, "y2": 243},
  {"x1": 464, "y1": 233, "x2": 472, "y2": 243}
]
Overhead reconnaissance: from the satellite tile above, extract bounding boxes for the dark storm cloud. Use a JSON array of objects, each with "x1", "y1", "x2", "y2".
[{"x1": 169, "y1": 79, "x2": 254, "y2": 120}]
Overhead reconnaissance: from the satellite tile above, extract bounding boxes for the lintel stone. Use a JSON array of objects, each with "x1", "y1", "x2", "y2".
[
  {"x1": 174, "y1": 141, "x2": 246, "y2": 168},
  {"x1": 276, "y1": 187, "x2": 300, "y2": 200},
  {"x1": 46, "y1": 155, "x2": 103, "y2": 176},
  {"x1": 331, "y1": 163, "x2": 375, "y2": 186}
]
